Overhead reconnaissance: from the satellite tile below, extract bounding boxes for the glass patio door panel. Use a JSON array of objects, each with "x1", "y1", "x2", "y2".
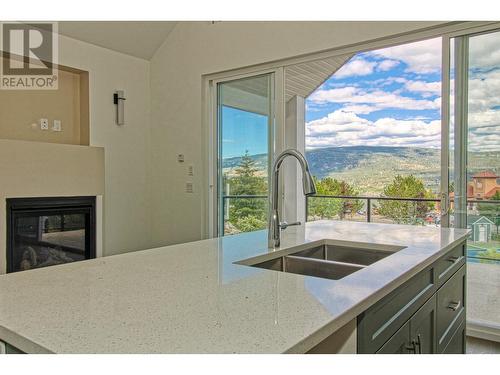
[
  {"x1": 216, "y1": 73, "x2": 275, "y2": 236},
  {"x1": 450, "y1": 29, "x2": 500, "y2": 331},
  {"x1": 466, "y1": 30, "x2": 500, "y2": 329}
]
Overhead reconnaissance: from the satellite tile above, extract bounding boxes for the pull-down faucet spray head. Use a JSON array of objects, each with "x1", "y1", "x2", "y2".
[{"x1": 301, "y1": 168, "x2": 317, "y2": 196}]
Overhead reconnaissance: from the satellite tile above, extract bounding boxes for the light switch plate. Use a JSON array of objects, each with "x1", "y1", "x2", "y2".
[
  {"x1": 40, "y1": 118, "x2": 49, "y2": 130},
  {"x1": 52, "y1": 120, "x2": 62, "y2": 132}
]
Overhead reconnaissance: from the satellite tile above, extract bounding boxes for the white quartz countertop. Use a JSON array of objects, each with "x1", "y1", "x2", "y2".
[{"x1": 0, "y1": 220, "x2": 469, "y2": 353}]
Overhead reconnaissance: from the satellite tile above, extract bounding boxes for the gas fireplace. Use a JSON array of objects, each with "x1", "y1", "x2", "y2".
[{"x1": 6, "y1": 196, "x2": 96, "y2": 273}]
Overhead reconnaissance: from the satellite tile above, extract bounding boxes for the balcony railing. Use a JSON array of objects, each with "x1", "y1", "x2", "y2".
[
  {"x1": 221, "y1": 195, "x2": 499, "y2": 246},
  {"x1": 305, "y1": 194, "x2": 440, "y2": 223},
  {"x1": 222, "y1": 194, "x2": 499, "y2": 222}
]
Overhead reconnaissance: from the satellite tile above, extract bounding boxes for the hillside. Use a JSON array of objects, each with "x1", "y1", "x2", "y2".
[{"x1": 223, "y1": 146, "x2": 500, "y2": 196}]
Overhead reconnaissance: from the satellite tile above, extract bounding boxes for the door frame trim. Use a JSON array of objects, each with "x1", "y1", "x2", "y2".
[
  {"x1": 467, "y1": 320, "x2": 500, "y2": 343},
  {"x1": 203, "y1": 68, "x2": 284, "y2": 238}
]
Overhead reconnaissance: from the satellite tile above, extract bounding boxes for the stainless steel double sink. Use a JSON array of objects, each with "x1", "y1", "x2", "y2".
[{"x1": 237, "y1": 242, "x2": 405, "y2": 281}]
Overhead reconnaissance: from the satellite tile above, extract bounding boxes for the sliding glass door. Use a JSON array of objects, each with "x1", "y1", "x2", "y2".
[
  {"x1": 449, "y1": 29, "x2": 500, "y2": 336},
  {"x1": 215, "y1": 73, "x2": 276, "y2": 236}
]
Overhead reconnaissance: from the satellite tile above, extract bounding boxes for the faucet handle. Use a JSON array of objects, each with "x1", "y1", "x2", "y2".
[{"x1": 280, "y1": 221, "x2": 301, "y2": 230}]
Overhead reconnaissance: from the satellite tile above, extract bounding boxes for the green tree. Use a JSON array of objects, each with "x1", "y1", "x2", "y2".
[
  {"x1": 225, "y1": 151, "x2": 268, "y2": 233},
  {"x1": 378, "y1": 175, "x2": 435, "y2": 224},
  {"x1": 308, "y1": 177, "x2": 362, "y2": 220}
]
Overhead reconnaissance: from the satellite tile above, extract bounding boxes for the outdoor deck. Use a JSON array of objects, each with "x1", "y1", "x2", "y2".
[{"x1": 468, "y1": 261, "x2": 500, "y2": 324}]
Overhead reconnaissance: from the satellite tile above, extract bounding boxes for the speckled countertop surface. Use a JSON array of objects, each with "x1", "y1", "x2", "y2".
[{"x1": 0, "y1": 220, "x2": 469, "y2": 353}]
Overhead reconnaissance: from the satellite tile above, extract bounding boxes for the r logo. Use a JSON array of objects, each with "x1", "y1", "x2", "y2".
[
  {"x1": 2, "y1": 23, "x2": 54, "y2": 75},
  {"x1": 0, "y1": 22, "x2": 58, "y2": 89}
]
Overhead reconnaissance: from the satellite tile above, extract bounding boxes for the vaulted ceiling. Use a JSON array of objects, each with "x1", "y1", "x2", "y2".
[{"x1": 53, "y1": 21, "x2": 178, "y2": 60}]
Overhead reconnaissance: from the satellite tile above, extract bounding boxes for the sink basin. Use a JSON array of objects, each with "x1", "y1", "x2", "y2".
[
  {"x1": 238, "y1": 241, "x2": 405, "y2": 281},
  {"x1": 291, "y1": 244, "x2": 395, "y2": 266},
  {"x1": 252, "y1": 255, "x2": 365, "y2": 280}
]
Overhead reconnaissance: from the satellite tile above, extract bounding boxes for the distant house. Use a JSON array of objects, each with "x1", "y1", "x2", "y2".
[
  {"x1": 467, "y1": 215, "x2": 495, "y2": 243},
  {"x1": 449, "y1": 170, "x2": 500, "y2": 212},
  {"x1": 468, "y1": 171, "x2": 499, "y2": 200}
]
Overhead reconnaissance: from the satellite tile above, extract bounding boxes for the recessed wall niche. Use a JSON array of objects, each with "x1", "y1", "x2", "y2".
[{"x1": 0, "y1": 56, "x2": 90, "y2": 146}]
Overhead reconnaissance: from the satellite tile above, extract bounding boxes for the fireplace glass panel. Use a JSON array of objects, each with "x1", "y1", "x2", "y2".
[
  {"x1": 12, "y1": 210, "x2": 89, "y2": 272},
  {"x1": 7, "y1": 197, "x2": 95, "y2": 273}
]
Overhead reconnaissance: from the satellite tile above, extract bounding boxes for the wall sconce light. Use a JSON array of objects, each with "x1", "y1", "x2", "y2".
[{"x1": 113, "y1": 90, "x2": 126, "y2": 125}]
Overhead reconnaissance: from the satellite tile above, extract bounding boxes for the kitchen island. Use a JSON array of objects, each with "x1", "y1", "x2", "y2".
[{"x1": 0, "y1": 220, "x2": 469, "y2": 353}]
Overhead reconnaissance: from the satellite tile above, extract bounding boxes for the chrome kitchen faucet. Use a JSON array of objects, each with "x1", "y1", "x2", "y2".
[{"x1": 268, "y1": 149, "x2": 316, "y2": 248}]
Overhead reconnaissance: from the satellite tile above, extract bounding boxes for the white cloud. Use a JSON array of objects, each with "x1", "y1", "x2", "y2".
[
  {"x1": 468, "y1": 131, "x2": 500, "y2": 152},
  {"x1": 306, "y1": 110, "x2": 441, "y2": 149},
  {"x1": 377, "y1": 59, "x2": 400, "y2": 71},
  {"x1": 404, "y1": 80, "x2": 441, "y2": 95},
  {"x1": 469, "y1": 31, "x2": 500, "y2": 69},
  {"x1": 370, "y1": 37, "x2": 442, "y2": 74},
  {"x1": 334, "y1": 59, "x2": 376, "y2": 78},
  {"x1": 469, "y1": 109, "x2": 500, "y2": 130},
  {"x1": 341, "y1": 104, "x2": 378, "y2": 114},
  {"x1": 468, "y1": 70, "x2": 500, "y2": 114},
  {"x1": 309, "y1": 86, "x2": 440, "y2": 113},
  {"x1": 306, "y1": 111, "x2": 370, "y2": 137}
]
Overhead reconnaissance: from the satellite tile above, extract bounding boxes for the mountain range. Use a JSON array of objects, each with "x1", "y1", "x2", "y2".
[{"x1": 223, "y1": 146, "x2": 500, "y2": 195}]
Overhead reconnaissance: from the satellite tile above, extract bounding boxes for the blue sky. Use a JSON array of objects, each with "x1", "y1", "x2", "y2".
[
  {"x1": 305, "y1": 37, "x2": 444, "y2": 150},
  {"x1": 222, "y1": 34, "x2": 500, "y2": 157},
  {"x1": 306, "y1": 55, "x2": 441, "y2": 124},
  {"x1": 221, "y1": 106, "x2": 268, "y2": 158}
]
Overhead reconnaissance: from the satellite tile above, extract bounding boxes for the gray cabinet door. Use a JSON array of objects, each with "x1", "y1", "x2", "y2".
[
  {"x1": 376, "y1": 320, "x2": 412, "y2": 354},
  {"x1": 410, "y1": 294, "x2": 437, "y2": 354},
  {"x1": 442, "y1": 320, "x2": 466, "y2": 354}
]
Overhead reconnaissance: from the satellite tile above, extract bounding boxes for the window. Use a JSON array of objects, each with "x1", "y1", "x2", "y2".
[{"x1": 303, "y1": 38, "x2": 442, "y2": 225}]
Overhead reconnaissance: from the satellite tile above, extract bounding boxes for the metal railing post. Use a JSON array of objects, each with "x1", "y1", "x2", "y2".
[{"x1": 367, "y1": 198, "x2": 371, "y2": 222}]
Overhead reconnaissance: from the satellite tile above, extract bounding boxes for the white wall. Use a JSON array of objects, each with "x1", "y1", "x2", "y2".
[
  {"x1": 58, "y1": 34, "x2": 152, "y2": 256},
  {"x1": 149, "y1": 21, "x2": 447, "y2": 247}
]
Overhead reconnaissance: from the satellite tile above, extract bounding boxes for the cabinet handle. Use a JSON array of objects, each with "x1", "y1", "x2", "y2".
[
  {"x1": 448, "y1": 300, "x2": 461, "y2": 311},
  {"x1": 447, "y1": 256, "x2": 462, "y2": 263},
  {"x1": 405, "y1": 341, "x2": 417, "y2": 354}
]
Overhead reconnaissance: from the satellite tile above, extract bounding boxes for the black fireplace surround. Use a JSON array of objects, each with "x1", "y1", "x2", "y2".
[{"x1": 6, "y1": 196, "x2": 96, "y2": 273}]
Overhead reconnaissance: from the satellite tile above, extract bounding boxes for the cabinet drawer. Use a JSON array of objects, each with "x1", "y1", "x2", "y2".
[
  {"x1": 358, "y1": 267, "x2": 436, "y2": 353},
  {"x1": 435, "y1": 244, "x2": 465, "y2": 287},
  {"x1": 437, "y1": 265, "x2": 466, "y2": 352}
]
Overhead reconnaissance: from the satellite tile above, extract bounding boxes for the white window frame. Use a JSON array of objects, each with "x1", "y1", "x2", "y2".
[{"x1": 203, "y1": 67, "x2": 284, "y2": 238}]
